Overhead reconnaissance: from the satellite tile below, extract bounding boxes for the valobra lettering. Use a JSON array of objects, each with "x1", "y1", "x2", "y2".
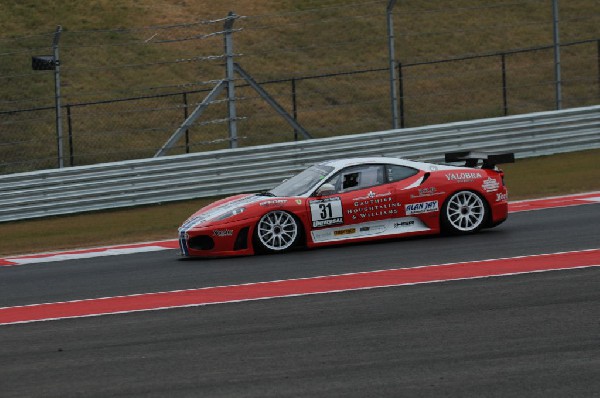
[{"x1": 445, "y1": 172, "x2": 483, "y2": 182}]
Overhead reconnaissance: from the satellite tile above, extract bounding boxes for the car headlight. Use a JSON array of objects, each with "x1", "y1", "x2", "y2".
[{"x1": 213, "y1": 207, "x2": 246, "y2": 221}]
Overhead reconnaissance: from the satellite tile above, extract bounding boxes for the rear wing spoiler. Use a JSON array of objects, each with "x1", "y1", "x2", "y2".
[{"x1": 444, "y1": 151, "x2": 515, "y2": 169}]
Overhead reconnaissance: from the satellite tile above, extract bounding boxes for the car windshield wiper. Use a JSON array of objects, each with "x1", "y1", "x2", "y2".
[{"x1": 257, "y1": 191, "x2": 276, "y2": 197}]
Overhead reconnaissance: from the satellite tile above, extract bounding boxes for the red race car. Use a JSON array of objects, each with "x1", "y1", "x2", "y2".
[{"x1": 178, "y1": 152, "x2": 514, "y2": 257}]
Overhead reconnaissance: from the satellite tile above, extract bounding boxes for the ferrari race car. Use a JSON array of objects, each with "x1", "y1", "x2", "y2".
[{"x1": 178, "y1": 152, "x2": 514, "y2": 257}]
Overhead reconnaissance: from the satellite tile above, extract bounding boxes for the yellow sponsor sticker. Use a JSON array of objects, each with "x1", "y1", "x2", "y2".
[{"x1": 333, "y1": 228, "x2": 356, "y2": 236}]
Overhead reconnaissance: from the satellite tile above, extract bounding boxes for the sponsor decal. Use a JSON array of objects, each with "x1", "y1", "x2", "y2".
[
  {"x1": 295, "y1": 199, "x2": 303, "y2": 205},
  {"x1": 445, "y1": 172, "x2": 483, "y2": 183},
  {"x1": 347, "y1": 196, "x2": 402, "y2": 220},
  {"x1": 334, "y1": 228, "x2": 356, "y2": 236},
  {"x1": 213, "y1": 229, "x2": 234, "y2": 237},
  {"x1": 394, "y1": 220, "x2": 415, "y2": 228},
  {"x1": 411, "y1": 187, "x2": 442, "y2": 198},
  {"x1": 496, "y1": 192, "x2": 508, "y2": 202},
  {"x1": 482, "y1": 177, "x2": 500, "y2": 193},
  {"x1": 405, "y1": 200, "x2": 439, "y2": 215},
  {"x1": 311, "y1": 229, "x2": 333, "y2": 241},
  {"x1": 310, "y1": 218, "x2": 429, "y2": 243},
  {"x1": 310, "y1": 197, "x2": 344, "y2": 228},
  {"x1": 260, "y1": 199, "x2": 288, "y2": 207},
  {"x1": 352, "y1": 191, "x2": 392, "y2": 201}
]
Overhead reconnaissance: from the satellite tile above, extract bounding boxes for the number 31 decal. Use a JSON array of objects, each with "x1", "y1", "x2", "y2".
[{"x1": 309, "y1": 197, "x2": 343, "y2": 228}]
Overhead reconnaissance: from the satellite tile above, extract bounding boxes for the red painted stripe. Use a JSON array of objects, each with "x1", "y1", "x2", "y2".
[{"x1": 1, "y1": 249, "x2": 598, "y2": 326}]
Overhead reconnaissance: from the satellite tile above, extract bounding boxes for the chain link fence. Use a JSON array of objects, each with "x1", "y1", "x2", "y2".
[{"x1": 1, "y1": 0, "x2": 599, "y2": 174}]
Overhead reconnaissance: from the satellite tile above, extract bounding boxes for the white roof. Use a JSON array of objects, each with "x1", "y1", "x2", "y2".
[{"x1": 319, "y1": 156, "x2": 460, "y2": 172}]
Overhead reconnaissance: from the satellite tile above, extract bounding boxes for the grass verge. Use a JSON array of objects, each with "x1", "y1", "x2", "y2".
[{"x1": 1, "y1": 148, "x2": 598, "y2": 257}]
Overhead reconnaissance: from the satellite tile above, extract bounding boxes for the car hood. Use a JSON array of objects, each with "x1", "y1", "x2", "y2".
[{"x1": 179, "y1": 194, "x2": 267, "y2": 231}]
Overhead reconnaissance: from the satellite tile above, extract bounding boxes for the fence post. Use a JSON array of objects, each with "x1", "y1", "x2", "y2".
[
  {"x1": 67, "y1": 104, "x2": 74, "y2": 166},
  {"x1": 552, "y1": 0, "x2": 562, "y2": 110},
  {"x1": 397, "y1": 62, "x2": 405, "y2": 128},
  {"x1": 291, "y1": 78, "x2": 298, "y2": 141},
  {"x1": 387, "y1": 0, "x2": 400, "y2": 129},
  {"x1": 183, "y1": 92, "x2": 190, "y2": 153},
  {"x1": 224, "y1": 12, "x2": 238, "y2": 149},
  {"x1": 52, "y1": 26, "x2": 64, "y2": 168},
  {"x1": 501, "y1": 53, "x2": 508, "y2": 116},
  {"x1": 597, "y1": 40, "x2": 600, "y2": 97}
]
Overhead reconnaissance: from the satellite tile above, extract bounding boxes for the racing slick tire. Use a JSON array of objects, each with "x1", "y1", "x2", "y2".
[
  {"x1": 253, "y1": 210, "x2": 302, "y2": 253},
  {"x1": 441, "y1": 190, "x2": 489, "y2": 234}
]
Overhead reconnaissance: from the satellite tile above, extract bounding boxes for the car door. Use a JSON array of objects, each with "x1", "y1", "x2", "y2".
[
  {"x1": 307, "y1": 164, "x2": 401, "y2": 243},
  {"x1": 385, "y1": 164, "x2": 440, "y2": 231}
]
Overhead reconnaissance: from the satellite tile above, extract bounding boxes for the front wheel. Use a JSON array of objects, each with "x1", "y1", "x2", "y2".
[
  {"x1": 441, "y1": 191, "x2": 488, "y2": 234},
  {"x1": 254, "y1": 211, "x2": 301, "y2": 253}
]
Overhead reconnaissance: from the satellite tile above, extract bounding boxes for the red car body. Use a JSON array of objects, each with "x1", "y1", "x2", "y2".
[{"x1": 178, "y1": 152, "x2": 513, "y2": 257}]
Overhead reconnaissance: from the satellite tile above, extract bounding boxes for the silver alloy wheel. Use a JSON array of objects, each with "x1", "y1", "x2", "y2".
[
  {"x1": 257, "y1": 211, "x2": 299, "y2": 251},
  {"x1": 445, "y1": 191, "x2": 486, "y2": 232}
]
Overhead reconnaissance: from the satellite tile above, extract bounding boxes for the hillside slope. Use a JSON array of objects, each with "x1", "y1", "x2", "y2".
[{"x1": 0, "y1": 0, "x2": 598, "y2": 172}]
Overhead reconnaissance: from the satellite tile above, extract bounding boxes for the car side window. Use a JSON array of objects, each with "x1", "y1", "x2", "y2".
[
  {"x1": 386, "y1": 165, "x2": 419, "y2": 183},
  {"x1": 326, "y1": 165, "x2": 385, "y2": 193}
]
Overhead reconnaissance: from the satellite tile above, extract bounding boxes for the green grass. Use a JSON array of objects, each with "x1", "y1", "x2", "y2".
[{"x1": 0, "y1": 149, "x2": 598, "y2": 257}]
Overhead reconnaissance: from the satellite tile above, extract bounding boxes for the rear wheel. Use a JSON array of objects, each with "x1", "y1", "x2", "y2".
[
  {"x1": 442, "y1": 191, "x2": 487, "y2": 234},
  {"x1": 254, "y1": 211, "x2": 300, "y2": 253}
]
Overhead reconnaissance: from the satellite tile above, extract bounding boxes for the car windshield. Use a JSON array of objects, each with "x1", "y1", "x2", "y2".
[{"x1": 268, "y1": 164, "x2": 335, "y2": 197}]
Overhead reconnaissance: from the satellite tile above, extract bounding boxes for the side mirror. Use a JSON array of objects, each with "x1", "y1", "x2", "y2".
[{"x1": 315, "y1": 183, "x2": 336, "y2": 196}]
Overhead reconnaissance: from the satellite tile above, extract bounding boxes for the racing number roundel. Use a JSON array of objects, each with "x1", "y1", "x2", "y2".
[{"x1": 310, "y1": 197, "x2": 343, "y2": 228}]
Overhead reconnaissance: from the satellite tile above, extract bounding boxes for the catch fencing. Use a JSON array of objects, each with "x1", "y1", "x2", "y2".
[
  {"x1": 0, "y1": 105, "x2": 598, "y2": 223},
  {"x1": 1, "y1": 2, "x2": 599, "y2": 174}
]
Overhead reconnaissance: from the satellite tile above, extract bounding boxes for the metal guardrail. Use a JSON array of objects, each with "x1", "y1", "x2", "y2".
[{"x1": 1, "y1": 105, "x2": 599, "y2": 223}]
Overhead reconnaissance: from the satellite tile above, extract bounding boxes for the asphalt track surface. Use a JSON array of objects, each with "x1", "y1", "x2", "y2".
[{"x1": 1, "y1": 203, "x2": 599, "y2": 397}]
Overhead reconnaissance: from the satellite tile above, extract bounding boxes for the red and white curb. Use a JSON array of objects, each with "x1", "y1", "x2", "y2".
[
  {"x1": 0, "y1": 240, "x2": 178, "y2": 267},
  {"x1": 1, "y1": 248, "x2": 598, "y2": 326},
  {"x1": 508, "y1": 191, "x2": 600, "y2": 213},
  {"x1": 1, "y1": 192, "x2": 598, "y2": 267}
]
